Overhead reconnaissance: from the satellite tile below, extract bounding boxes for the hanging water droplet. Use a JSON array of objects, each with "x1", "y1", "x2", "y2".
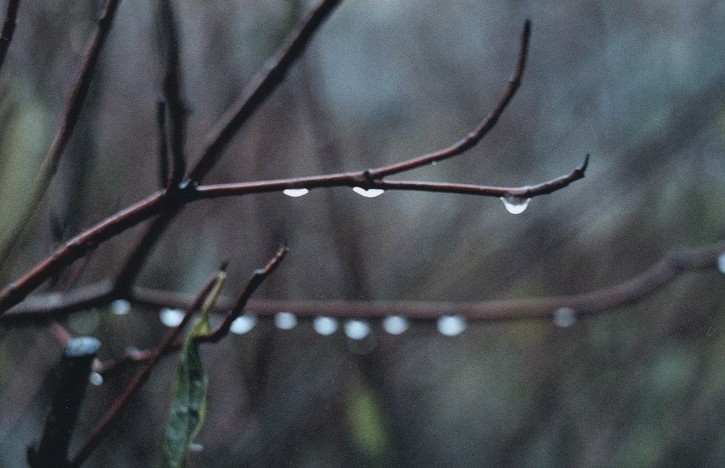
[
  {"x1": 437, "y1": 315, "x2": 466, "y2": 336},
  {"x1": 313, "y1": 316, "x2": 338, "y2": 336},
  {"x1": 274, "y1": 311, "x2": 297, "y2": 330},
  {"x1": 159, "y1": 308, "x2": 185, "y2": 327},
  {"x1": 283, "y1": 188, "x2": 309, "y2": 197},
  {"x1": 718, "y1": 252, "x2": 725, "y2": 274},
  {"x1": 188, "y1": 443, "x2": 204, "y2": 452},
  {"x1": 89, "y1": 372, "x2": 104, "y2": 386},
  {"x1": 431, "y1": 160, "x2": 437, "y2": 166},
  {"x1": 499, "y1": 195, "x2": 531, "y2": 214},
  {"x1": 344, "y1": 320, "x2": 371, "y2": 340},
  {"x1": 110, "y1": 299, "x2": 131, "y2": 315},
  {"x1": 553, "y1": 307, "x2": 577, "y2": 327},
  {"x1": 382, "y1": 315, "x2": 409, "y2": 335},
  {"x1": 230, "y1": 314, "x2": 257, "y2": 334},
  {"x1": 352, "y1": 187, "x2": 385, "y2": 198}
]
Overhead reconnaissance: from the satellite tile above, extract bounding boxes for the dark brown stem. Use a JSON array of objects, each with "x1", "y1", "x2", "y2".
[
  {"x1": 28, "y1": 337, "x2": 101, "y2": 468},
  {"x1": 187, "y1": 0, "x2": 342, "y2": 183},
  {"x1": 69, "y1": 273, "x2": 218, "y2": 468},
  {"x1": 368, "y1": 19, "x2": 531, "y2": 179},
  {"x1": 0, "y1": 0, "x2": 21, "y2": 70},
  {"x1": 157, "y1": 0, "x2": 186, "y2": 187},
  {"x1": 0, "y1": 0, "x2": 122, "y2": 268},
  {"x1": 112, "y1": 0, "x2": 341, "y2": 291}
]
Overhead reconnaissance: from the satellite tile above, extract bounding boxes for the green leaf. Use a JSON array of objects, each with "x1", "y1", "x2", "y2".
[{"x1": 160, "y1": 271, "x2": 225, "y2": 468}]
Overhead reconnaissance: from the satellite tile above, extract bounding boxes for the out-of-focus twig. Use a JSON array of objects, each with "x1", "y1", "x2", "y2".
[
  {"x1": 28, "y1": 337, "x2": 101, "y2": 468},
  {"x1": 0, "y1": 0, "x2": 122, "y2": 269},
  {"x1": 69, "y1": 272, "x2": 219, "y2": 468},
  {"x1": 0, "y1": 0, "x2": 21, "y2": 71}
]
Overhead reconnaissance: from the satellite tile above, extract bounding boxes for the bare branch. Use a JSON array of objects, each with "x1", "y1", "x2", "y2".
[
  {"x1": 0, "y1": 0, "x2": 122, "y2": 268},
  {"x1": 187, "y1": 0, "x2": 342, "y2": 183},
  {"x1": 157, "y1": 0, "x2": 186, "y2": 186},
  {"x1": 0, "y1": 0, "x2": 21, "y2": 71},
  {"x1": 368, "y1": 19, "x2": 531, "y2": 179},
  {"x1": 69, "y1": 272, "x2": 220, "y2": 468},
  {"x1": 4, "y1": 241, "x2": 722, "y2": 328}
]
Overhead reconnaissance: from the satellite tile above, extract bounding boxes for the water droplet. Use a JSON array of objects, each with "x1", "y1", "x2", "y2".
[
  {"x1": 499, "y1": 195, "x2": 531, "y2": 214},
  {"x1": 437, "y1": 315, "x2": 466, "y2": 336},
  {"x1": 230, "y1": 314, "x2": 257, "y2": 334},
  {"x1": 313, "y1": 316, "x2": 338, "y2": 336},
  {"x1": 188, "y1": 443, "x2": 204, "y2": 452},
  {"x1": 110, "y1": 299, "x2": 131, "y2": 315},
  {"x1": 344, "y1": 320, "x2": 371, "y2": 340},
  {"x1": 553, "y1": 307, "x2": 577, "y2": 327},
  {"x1": 283, "y1": 188, "x2": 309, "y2": 197},
  {"x1": 274, "y1": 311, "x2": 297, "y2": 330},
  {"x1": 431, "y1": 161, "x2": 438, "y2": 166},
  {"x1": 89, "y1": 372, "x2": 104, "y2": 386},
  {"x1": 382, "y1": 315, "x2": 409, "y2": 335},
  {"x1": 159, "y1": 308, "x2": 185, "y2": 327},
  {"x1": 718, "y1": 252, "x2": 725, "y2": 274},
  {"x1": 352, "y1": 187, "x2": 385, "y2": 198}
]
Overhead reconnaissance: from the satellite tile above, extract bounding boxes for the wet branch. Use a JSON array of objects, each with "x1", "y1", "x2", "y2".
[
  {"x1": 0, "y1": 0, "x2": 21, "y2": 71},
  {"x1": 0, "y1": 0, "x2": 122, "y2": 269}
]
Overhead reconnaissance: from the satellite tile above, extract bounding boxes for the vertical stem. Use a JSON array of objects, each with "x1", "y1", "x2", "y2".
[{"x1": 28, "y1": 337, "x2": 101, "y2": 468}]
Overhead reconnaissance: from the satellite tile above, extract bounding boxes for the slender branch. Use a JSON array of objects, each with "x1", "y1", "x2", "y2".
[
  {"x1": 111, "y1": 0, "x2": 341, "y2": 291},
  {"x1": 0, "y1": 0, "x2": 21, "y2": 71},
  {"x1": 193, "y1": 155, "x2": 587, "y2": 199},
  {"x1": 156, "y1": 99, "x2": 169, "y2": 187},
  {"x1": 4, "y1": 241, "x2": 722, "y2": 328},
  {"x1": 368, "y1": 19, "x2": 531, "y2": 179},
  {"x1": 0, "y1": 191, "x2": 168, "y2": 313},
  {"x1": 187, "y1": 0, "x2": 342, "y2": 183},
  {"x1": 157, "y1": 0, "x2": 186, "y2": 186},
  {"x1": 0, "y1": 0, "x2": 122, "y2": 268},
  {"x1": 69, "y1": 273, "x2": 219, "y2": 468},
  {"x1": 0, "y1": 157, "x2": 585, "y2": 315},
  {"x1": 202, "y1": 245, "x2": 288, "y2": 342},
  {"x1": 28, "y1": 337, "x2": 101, "y2": 468}
]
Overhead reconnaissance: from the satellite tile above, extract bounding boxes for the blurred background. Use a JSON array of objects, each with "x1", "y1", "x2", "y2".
[{"x1": 0, "y1": 0, "x2": 724, "y2": 466}]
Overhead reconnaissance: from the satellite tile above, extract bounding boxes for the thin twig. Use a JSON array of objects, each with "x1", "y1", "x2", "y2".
[
  {"x1": 156, "y1": 99, "x2": 169, "y2": 187},
  {"x1": 202, "y1": 245, "x2": 288, "y2": 342},
  {"x1": 111, "y1": 0, "x2": 341, "y2": 293},
  {"x1": 0, "y1": 0, "x2": 122, "y2": 269},
  {"x1": 4, "y1": 241, "x2": 722, "y2": 328},
  {"x1": 157, "y1": 0, "x2": 186, "y2": 187},
  {"x1": 69, "y1": 273, "x2": 219, "y2": 468},
  {"x1": 368, "y1": 19, "x2": 531, "y2": 179},
  {"x1": 0, "y1": 0, "x2": 21, "y2": 71},
  {"x1": 187, "y1": 0, "x2": 342, "y2": 183}
]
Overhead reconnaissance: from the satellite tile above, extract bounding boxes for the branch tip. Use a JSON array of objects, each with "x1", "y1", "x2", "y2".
[{"x1": 579, "y1": 154, "x2": 590, "y2": 173}]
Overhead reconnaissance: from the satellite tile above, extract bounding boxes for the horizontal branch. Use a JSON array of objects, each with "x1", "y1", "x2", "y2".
[{"x1": 3, "y1": 240, "x2": 722, "y2": 326}]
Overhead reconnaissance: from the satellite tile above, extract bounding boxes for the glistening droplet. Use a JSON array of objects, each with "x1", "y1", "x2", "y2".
[
  {"x1": 382, "y1": 315, "x2": 409, "y2": 335},
  {"x1": 89, "y1": 372, "x2": 104, "y2": 386},
  {"x1": 718, "y1": 252, "x2": 725, "y2": 274},
  {"x1": 437, "y1": 315, "x2": 466, "y2": 336},
  {"x1": 274, "y1": 311, "x2": 297, "y2": 330},
  {"x1": 110, "y1": 299, "x2": 131, "y2": 315},
  {"x1": 313, "y1": 316, "x2": 338, "y2": 336},
  {"x1": 344, "y1": 320, "x2": 371, "y2": 340},
  {"x1": 283, "y1": 188, "x2": 309, "y2": 197},
  {"x1": 230, "y1": 314, "x2": 257, "y2": 334},
  {"x1": 352, "y1": 187, "x2": 385, "y2": 198},
  {"x1": 553, "y1": 307, "x2": 576, "y2": 327},
  {"x1": 159, "y1": 308, "x2": 185, "y2": 327},
  {"x1": 499, "y1": 195, "x2": 531, "y2": 214}
]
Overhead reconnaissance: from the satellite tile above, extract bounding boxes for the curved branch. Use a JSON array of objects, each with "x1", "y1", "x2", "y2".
[
  {"x1": 368, "y1": 19, "x2": 531, "y2": 179},
  {"x1": 3, "y1": 241, "x2": 722, "y2": 326},
  {"x1": 0, "y1": 0, "x2": 122, "y2": 269},
  {"x1": 0, "y1": 0, "x2": 21, "y2": 71}
]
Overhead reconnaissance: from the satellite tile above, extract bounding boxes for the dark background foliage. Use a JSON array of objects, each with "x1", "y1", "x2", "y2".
[{"x1": 0, "y1": 1, "x2": 724, "y2": 466}]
